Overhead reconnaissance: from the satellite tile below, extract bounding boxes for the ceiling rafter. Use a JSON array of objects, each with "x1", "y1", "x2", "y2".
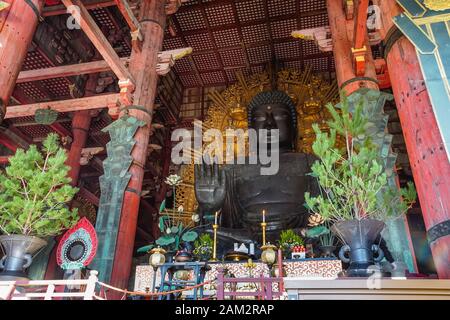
[
  {"x1": 229, "y1": 0, "x2": 251, "y2": 70},
  {"x1": 262, "y1": 0, "x2": 275, "y2": 64},
  {"x1": 295, "y1": 0, "x2": 305, "y2": 70},
  {"x1": 170, "y1": 14, "x2": 204, "y2": 87},
  {"x1": 198, "y1": 0, "x2": 228, "y2": 86}
]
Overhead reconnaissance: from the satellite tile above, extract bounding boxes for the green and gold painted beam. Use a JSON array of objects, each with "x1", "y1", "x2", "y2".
[
  {"x1": 393, "y1": 0, "x2": 450, "y2": 160},
  {"x1": 0, "y1": 1, "x2": 10, "y2": 12}
]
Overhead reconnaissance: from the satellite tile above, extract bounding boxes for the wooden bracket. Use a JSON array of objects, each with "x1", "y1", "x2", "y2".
[
  {"x1": 107, "y1": 101, "x2": 121, "y2": 120},
  {"x1": 157, "y1": 47, "x2": 193, "y2": 76},
  {"x1": 165, "y1": 0, "x2": 189, "y2": 15},
  {"x1": 351, "y1": 0, "x2": 370, "y2": 75},
  {"x1": 344, "y1": 0, "x2": 354, "y2": 20},
  {"x1": 293, "y1": 26, "x2": 381, "y2": 51},
  {"x1": 351, "y1": 46, "x2": 367, "y2": 76},
  {"x1": 118, "y1": 79, "x2": 135, "y2": 106},
  {"x1": 374, "y1": 58, "x2": 391, "y2": 89},
  {"x1": 292, "y1": 27, "x2": 333, "y2": 52},
  {"x1": 130, "y1": 28, "x2": 144, "y2": 51},
  {"x1": 80, "y1": 147, "x2": 104, "y2": 166}
]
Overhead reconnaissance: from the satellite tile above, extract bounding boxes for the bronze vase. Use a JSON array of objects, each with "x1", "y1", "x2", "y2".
[{"x1": 332, "y1": 219, "x2": 385, "y2": 277}]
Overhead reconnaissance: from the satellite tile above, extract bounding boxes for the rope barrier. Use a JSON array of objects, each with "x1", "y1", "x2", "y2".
[{"x1": 96, "y1": 280, "x2": 214, "y2": 298}]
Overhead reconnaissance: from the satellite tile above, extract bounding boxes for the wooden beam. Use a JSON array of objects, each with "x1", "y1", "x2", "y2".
[
  {"x1": 42, "y1": 0, "x2": 116, "y2": 17},
  {"x1": 114, "y1": 0, "x2": 142, "y2": 37},
  {"x1": 17, "y1": 59, "x2": 129, "y2": 83},
  {"x1": 5, "y1": 94, "x2": 120, "y2": 119},
  {"x1": 61, "y1": 0, "x2": 135, "y2": 87},
  {"x1": 353, "y1": 0, "x2": 370, "y2": 49}
]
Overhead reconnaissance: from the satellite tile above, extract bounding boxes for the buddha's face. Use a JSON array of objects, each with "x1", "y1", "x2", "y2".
[{"x1": 250, "y1": 103, "x2": 294, "y2": 151}]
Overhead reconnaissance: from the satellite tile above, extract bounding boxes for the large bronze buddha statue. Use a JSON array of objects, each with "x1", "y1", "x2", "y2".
[{"x1": 194, "y1": 91, "x2": 319, "y2": 247}]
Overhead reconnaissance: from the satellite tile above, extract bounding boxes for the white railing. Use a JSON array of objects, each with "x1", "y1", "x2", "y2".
[{"x1": 0, "y1": 270, "x2": 101, "y2": 300}]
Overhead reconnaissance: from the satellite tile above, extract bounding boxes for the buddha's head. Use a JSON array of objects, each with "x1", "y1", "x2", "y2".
[{"x1": 248, "y1": 91, "x2": 297, "y2": 152}]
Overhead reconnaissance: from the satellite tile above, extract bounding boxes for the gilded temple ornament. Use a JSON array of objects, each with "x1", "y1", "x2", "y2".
[
  {"x1": 0, "y1": 1, "x2": 9, "y2": 12},
  {"x1": 423, "y1": 0, "x2": 450, "y2": 11}
]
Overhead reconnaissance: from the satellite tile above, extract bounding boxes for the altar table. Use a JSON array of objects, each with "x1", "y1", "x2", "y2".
[{"x1": 134, "y1": 258, "x2": 342, "y2": 293}]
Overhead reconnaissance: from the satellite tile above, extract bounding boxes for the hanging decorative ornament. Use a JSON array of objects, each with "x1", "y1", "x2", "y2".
[
  {"x1": 56, "y1": 217, "x2": 98, "y2": 270},
  {"x1": 35, "y1": 108, "x2": 59, "y2": 125}
]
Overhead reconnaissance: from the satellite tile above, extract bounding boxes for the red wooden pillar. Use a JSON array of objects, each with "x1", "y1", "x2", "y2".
[
  {"x1": 326, "y1": 0, "x2": 378, "y2": 94},
  {"x1": 379, "y1": 1, "x2": 450, "y2": 278},
  {"x1": 66, "y1": 73, "x2": 98, "y2": 185},
  {"x1": 66, "y1": 111, "x2": 92, "y2": 185},
  {"x1": 0, "y1": 0, "x2": 45, "y2": 121},
  {"x1": 109, "y1": 0, "x2": 167, "y2": 290}
]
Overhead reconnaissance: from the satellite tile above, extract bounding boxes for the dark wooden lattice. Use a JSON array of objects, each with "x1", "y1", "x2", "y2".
[{"x1": 168, "y1": 0, "x2": 333, "y2": 88}]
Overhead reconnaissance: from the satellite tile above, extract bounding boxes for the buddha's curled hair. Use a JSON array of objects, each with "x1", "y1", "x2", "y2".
[{"x1": 247, "y1": 91, "x2": 297, "y2": 130}]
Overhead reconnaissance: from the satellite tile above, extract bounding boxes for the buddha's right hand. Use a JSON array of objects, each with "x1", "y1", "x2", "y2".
[{"x1": 194, "y1": 157, "x2": 226, "y2": 213}]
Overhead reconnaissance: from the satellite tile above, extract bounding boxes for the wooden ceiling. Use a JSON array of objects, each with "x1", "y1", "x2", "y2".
[
  {"x1": 5, "y1": 0, "x2": 336, "y2": 148},
  {"x1": 167, "y1": 0, "x2": 334, "y2": 88}
]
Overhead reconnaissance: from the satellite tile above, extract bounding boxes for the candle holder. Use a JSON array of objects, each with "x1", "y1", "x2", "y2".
[
  {"x1": 210, "y1": 223, "x2": 219, "y2": 262},
  {"x1": 261, "y1": 222, "x2": 267, "y2": 246}
]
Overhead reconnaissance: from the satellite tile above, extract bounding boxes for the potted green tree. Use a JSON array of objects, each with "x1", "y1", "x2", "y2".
[
  {"x1": 0, "y1": 134, "x2": 79, "y2": 280},
  {"x1": 193, "y1": 233, "x2": 213, "y2": 261},
  {"x1": 307, "y1": 224, "x2": 337, "y2": 258},
  {"x1": 305, "y1": 93, "x2": 416, "y2": 277},
  {"x1": 277, "y1": 229, "x2": 304, "y2": 259}
]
